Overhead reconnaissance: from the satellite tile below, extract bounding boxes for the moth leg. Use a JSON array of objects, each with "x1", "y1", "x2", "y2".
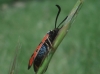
[{"x1": 47, "y1": 37, "x2": 52, "y2": 47}]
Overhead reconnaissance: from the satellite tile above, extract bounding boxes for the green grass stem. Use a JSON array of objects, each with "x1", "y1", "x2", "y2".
[
  {"x1": 9, "y1": 39, "x2": 21, "y2": 74},
  {"x1": 36, "y1": 0, "x2": 83, "y2": 74}
]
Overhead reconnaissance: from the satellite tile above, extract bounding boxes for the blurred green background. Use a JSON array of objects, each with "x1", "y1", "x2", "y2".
[{"x1": 0, "y1": 0, "x2": 100, "y2": 74}]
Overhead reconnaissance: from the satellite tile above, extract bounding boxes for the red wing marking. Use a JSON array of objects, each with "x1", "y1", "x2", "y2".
[{"x1": 28, "y1": 33, "x2": 49, "y2": 69}]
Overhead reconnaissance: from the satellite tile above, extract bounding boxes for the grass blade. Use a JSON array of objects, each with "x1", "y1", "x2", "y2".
[
  {"x1": 36, "y1": 0, "x2": 83, "y2": 74},
  {"x1": 9, "y1": 39, "x2": 21, "y2": 74}
]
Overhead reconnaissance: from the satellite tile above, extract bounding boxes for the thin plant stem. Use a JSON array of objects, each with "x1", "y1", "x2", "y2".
[
  {"x1": 9, "y1": 38, "x2": 21, "y2": 74},
  {"x1": 37, "y1": 0, "x2": 83, "y2": 74}
]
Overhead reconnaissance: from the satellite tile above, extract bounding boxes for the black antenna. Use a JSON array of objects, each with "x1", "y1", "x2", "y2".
[
  {"x1": 55, "y1": 5, "x2": 68, "y2": 29},
  {"x1": 55, "y1": 5, "x2": 61, "y2": 29},
  {"x1": 57, "y1": 16, "x2": 68, "y2": 28}
]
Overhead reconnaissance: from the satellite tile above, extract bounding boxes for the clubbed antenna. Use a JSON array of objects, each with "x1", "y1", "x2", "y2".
[
  {"x1": 55, "y1": 5, "x2": 68, "y2": 29},
  {"x1": 55, "y1": 5, "x2": 61, "y2": 29}
]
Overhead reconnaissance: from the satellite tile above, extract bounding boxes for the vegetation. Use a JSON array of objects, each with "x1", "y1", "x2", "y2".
[{"x1": 0, "y1": 0, "x2": 100, "y2": 74}]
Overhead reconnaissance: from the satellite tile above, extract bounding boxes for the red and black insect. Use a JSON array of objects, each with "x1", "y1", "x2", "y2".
[{"x1": 28, "y1": 5, "x2": 67, "y2": 73}]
